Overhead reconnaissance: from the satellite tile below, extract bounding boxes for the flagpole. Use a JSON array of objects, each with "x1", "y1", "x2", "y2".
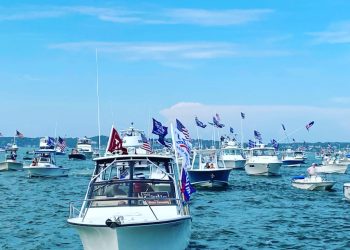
[
  {"x1": 240, "y1": 118, "x2": 243, "y2": 148},
  {"x1": 196, "y1": 125, "x2": 200, "y2": 149},
  {"x1": 170, "y1": 123, "x2": 185, "y2": 214},
  {"x1": 96, "y1": 48, "x2": 101, "y2": 155}
]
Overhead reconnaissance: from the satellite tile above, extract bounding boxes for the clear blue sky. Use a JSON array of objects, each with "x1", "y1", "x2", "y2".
[{"x1": 1, "y1": 1, "x2": 350, "y2": 142}]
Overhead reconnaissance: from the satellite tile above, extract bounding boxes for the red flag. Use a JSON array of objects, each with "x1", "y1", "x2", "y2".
[{"x1": 106, "y1": 126, "x2": 127, "y2": 154}]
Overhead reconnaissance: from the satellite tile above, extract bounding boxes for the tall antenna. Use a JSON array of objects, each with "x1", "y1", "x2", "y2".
[{"x1": 96, "y1": 49, "x2": 101, "y2": 154}]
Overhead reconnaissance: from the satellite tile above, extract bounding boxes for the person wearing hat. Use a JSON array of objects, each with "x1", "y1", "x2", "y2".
[{"x1": 307, "y1": 163, "x2": 317, "y2": 176}]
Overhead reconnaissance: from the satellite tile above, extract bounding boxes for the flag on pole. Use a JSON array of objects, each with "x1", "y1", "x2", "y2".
[
  {"x1": 16, "y1": 130, "x2": 24, "y2": 138},
  {"x1": 213, "y1": 115, "x2": 225, "y2": 128},
  {"x1": 248, "y1": 139, "x2": 256, "y2": 148},
  {"x1": 152, "y1": 118, "x2": 168, "y2": 137},
  {"x1": 282, "y1": 124, "x2": 286, "y2": 131},
  {"x1": 271, "y1": 139, "x2": 279, "y2": 150},
  {"x1": 306, "y1": 121, "x2": 314, "y2": 131},
  {"x1": 176, "y1": 119, "x2": 190, "y2": 141},
  {"x1": 254, "y1": 130, "x2": 262, "y2": 143},
  {"x1": 141, "y1": 133, "x2": 152, "y2": 153},
  {"x1": 241, "y1": 112, "x2": 245, "y2": 119},
  {"x1": 47, "y1": 137, "x2": 55, "y2": 147},
  {"x1": 174, "y1": 122, "x2": 195, "y2": 201},
  {"x1": 230, "y1": 127, "x2": 234, "y2": 134},
  {"x1": 152, "y1": 118, "x2": 171, "y2": 148},
  {"x1": 57, "y1": 137, "x2": 67, "y2": 152},
  {"x1": 106, "y1": 125, "x2": 127, "y2": 154},
  {"x1": 195, "y1": 116, "x2": 207, "y2": 128}
]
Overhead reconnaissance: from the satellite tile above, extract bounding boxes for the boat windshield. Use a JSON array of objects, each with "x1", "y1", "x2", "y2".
[
  {"x1": 224, "y1": 149, "x2": 242, "y2": 155},
  {"x1": 253, "y1": 149, "x2": 276, "y2": 156},
  {"x1": 89, "y1": 179, "x2": 176, "y2": 207}
]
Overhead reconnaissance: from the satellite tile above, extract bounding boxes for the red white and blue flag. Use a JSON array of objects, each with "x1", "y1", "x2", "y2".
[
  {"x1": 141, "y1": 133, "x2": 152, "y2": 153},
  {"x1": 176, "y1": 119, "x2": 190, "y2": 141},
  {"x1": 57, "y1": 137, "x2": 67, "y2": 152}
]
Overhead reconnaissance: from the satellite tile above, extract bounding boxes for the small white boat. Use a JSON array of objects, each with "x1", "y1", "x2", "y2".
[
  {"x1": 0, "y1": 149, "x2": 23, "y2": 171},
  {"x1": 343, "y1": 183, "x2": 350, "y2": 201},
  {"x1": 220, "y1": 140, "x2": 246, "y2": 169},
  {"x1": 68, "y1": 153, "x2": 191, "y2": 250},
  {"x1": 244, "y1": 144, "x2": 282, "y2": 176},
  {"x1": 292, "y1": 175, "x2": 335, "y2": 191},
  {"x1": 23, "y1": 149, "x2": 69, "y2": 177}
]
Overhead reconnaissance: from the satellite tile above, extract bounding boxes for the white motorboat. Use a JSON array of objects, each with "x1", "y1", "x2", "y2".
[
  {"x1": 292, "y1": 175, "x2": 335, "y2": 191},
  {"x1": 76, "y1": 137, "x2": 94, "y2": 158},
  {"x1": 0, "y1": 149, "x2": 23, "y2": 171},
  {"x1": 23, "y1": 149, "x2": 69, "y2": 177},
  {"x1": 219, "y1": 140, "x2": 246, "y2": 169},
  {"x1": 315, "y1": 163, "x2": 349, "y2": 174},
  {"x1": 188, "y1": 148, "x2": 232, "y2": 188},
  {"x1": 68, "y1": 153, "x2": 191, "y2": 250},
  {"x1": 282, "y1": 148, "x2": 306, "y2": 166},
  {"x1": 343, "y1": 183, "x2": 350, "y2": 201},
  {"x1": 244, "y1": 144, "x2": 282, "y2": 176}
]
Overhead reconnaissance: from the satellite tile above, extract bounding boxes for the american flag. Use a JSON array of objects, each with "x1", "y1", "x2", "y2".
[
  {"x1": 141, "y1": 133, "x2": 152, "y2": 153},
  {"x1": 241, "y1": 112, "x2": 245, "y2": 119},
  {"x1": 254, "y1": 130, "x2": 262, "y2": 142},
  {"x1": 57, "y1": 137, "x2": 67, "y2": 152},
  {"x1": 16, "y1": 130, "x2": 24, "y2": 138},
  {"x1": 176, "y1": 119, "x2": 190, "y2": 140}
]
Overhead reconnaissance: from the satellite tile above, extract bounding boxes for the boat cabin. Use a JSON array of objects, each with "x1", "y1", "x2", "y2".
[{"x1": 83, "y1": 155, "x2": 181, "y2": 208}]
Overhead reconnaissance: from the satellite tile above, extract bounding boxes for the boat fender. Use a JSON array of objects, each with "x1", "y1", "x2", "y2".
[{"x1": 106, "y1": 216, "x2": 124, "y2": 228}]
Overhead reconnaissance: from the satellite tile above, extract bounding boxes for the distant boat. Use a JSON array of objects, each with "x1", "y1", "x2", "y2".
[
  {"x1": 76, "y1": 137, "x2": 93, "y2": 158},
  {"x1": 244, "y1": 144, "x2": 282, "y2": 176},
  {"x1": 0, "y1": 148, "x2": 23, "y2": 171},
  {"x1": 188, "y1": 148, "x2": 232, "y2": 188},
  {"x1": 343, "y1": 183, "x2": 350, "y2": 201},
  {"x1": 23, "y1": 149, "x2": 69, "y2": 177},
  {"x1": 219, "y1": 139, "x2": 246, "y2": 169},
  {"x1": 68, "y1": 149, "x2": 86, "y2": 160},
  {"x1": 282, "y1": 148, "x2": 307, "y2": 166}
]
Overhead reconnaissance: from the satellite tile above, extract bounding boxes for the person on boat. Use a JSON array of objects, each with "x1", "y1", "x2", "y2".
[
  {"x1": 32, "y1": 158, "x2": 38, "y2": 166},
  {"x1": 10, "y1": 151, "x2": 17, "y2": 160},
  {"x1": 307, "y1": 163, "x2": 317, "y2": 176}
]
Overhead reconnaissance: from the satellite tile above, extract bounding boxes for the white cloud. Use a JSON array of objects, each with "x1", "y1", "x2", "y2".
[
  {"x1": 0, "y1": 6, "x2": 273, "y2": 26},
  {"x1": 49, "y1": 41, "x2": 291, "y2": 62},
  {"x1": 164, "y1": 8, "x2": 273, "y2": 26},
  {"x1": 330, "y1": 97, "x2": 350, "y2": 104},
  {"x1": 159, "y1": 102, "x2": 350, "y2": 142},
  {"x1": 308, "y1": 21, "x2": 350, "y2": 44}
]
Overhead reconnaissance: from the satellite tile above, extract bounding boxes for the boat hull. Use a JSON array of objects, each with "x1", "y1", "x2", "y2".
[
  {"x1": 68, "y1": 217, "x2": 191, "y2": 250},
  {"x1": 69, "y1": 154, "x2": 86, "y2": 160},
  {"x1": 292, "y1": 180, "x2": 335, "y2": 191},
  {"x1": 244, "y1": 162, "x2": 281, "y2": 176},
  {"x1": 315, "y1": 164, "x2": 349, "y2": 174},
  {"x1": 0, "y1": 161, "x2": 23, "y2": 171},
  {"x1": 23, "y1": 166, "x2": 69, "y2": 177},
  {"x1": 223, "y1": 159, "x2": 246, "y2": 169},
  {"x1": 282, "y1": 159, "x2": 305, "y2": 165},
  {"x1": 188, "y1": 169, "x2": 232, "y2": 187}
]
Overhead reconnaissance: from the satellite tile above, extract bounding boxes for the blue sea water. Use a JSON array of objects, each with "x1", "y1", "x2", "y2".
[{"x1": 1, "y1": 149, "x2": 350, "y2": 249}]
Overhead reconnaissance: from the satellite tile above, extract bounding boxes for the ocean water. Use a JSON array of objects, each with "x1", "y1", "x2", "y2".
[{"x1": 1, "y1": 149, "x2": 350, "y2": 250}]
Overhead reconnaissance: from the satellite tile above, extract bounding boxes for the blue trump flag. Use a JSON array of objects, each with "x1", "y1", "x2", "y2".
[
  {"x1": 181, "y1": 168, "x2": 195, "y2": 202},
  {"x1": 230, "y1": 127, "x2": 234, "y2": 134},
  {"x1": 47, "y1": 137, "x2": 55, "y2": 147},
  {"x1": 195, "y1": 116, "x2": 207, "y2": 128},
  {"x1": 241, "y1": 112, "x2": 245, "y2": 119},
  {"x1": 152, "y1": 118, "x2": 168, "y2": 137}
]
